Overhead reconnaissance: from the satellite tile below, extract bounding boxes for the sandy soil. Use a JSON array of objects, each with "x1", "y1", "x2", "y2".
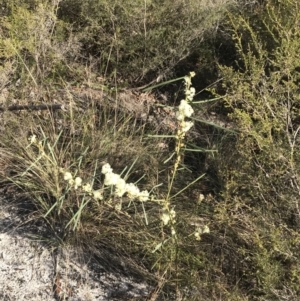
[{"x1": 0, "y1": 193, "x2": 152, "y2": 301}]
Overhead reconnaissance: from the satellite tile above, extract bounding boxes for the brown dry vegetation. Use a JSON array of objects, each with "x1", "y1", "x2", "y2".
[{"x1": 1, "y1": 0, "x2": 300, "y2": 300}]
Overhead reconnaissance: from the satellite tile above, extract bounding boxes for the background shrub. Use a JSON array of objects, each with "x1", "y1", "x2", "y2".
[
  {"x1": 56, "y1": 0, "x2": 233, "y2": 85},
  {"x1": 212, "y1": 0, "x2": 300, "y2": 299}
]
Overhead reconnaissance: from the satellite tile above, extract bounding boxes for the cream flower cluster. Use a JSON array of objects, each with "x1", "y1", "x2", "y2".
[
  {"x1": 194, "y1": 225, "x2": 210, "y2": 241},
  {"x1": 176, "y1": 72, "x2": 195, "y2": 132},
  {"x1": 101, "y1": 163, "x2": 150, "y2": 202},
  {"x1": 62, "y1": 170, "x2": 103, "y2": 200},
  {"x1": 161, "y1": 208, "x2": 176, "y2": 226},
  {"x1": 176, "y1": 99, "x2": 194, "y2": 121}
]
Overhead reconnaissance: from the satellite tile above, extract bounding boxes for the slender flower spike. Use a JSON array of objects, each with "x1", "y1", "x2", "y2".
[{"x1": 101, "y1": 163, "x2": 150, "y2": 202}]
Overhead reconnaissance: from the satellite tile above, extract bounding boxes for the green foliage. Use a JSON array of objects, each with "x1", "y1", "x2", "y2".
[
  {"x1": 0, "y1": 0, "x2": 235, "y2": 89},
  {"x1": 57, "y1": 0, "x2": 232, "y2": 84},
  {"x1": 0, "y1": 74, "x2": 212, "y2": 300},
  {"x1": 0, "y1": 0, "x2": 77, "y2": 86},
  {"x1": 214, "y1": 0, "x2": 300, "y2": 299}
]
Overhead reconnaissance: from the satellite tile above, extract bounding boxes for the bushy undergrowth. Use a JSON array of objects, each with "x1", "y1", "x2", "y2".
[
  {"x1": 1, "y1": 0, "x2": 234, "y2": 89},
  {"x1": 212, "y1": 0, "x2": 300, "y2": 299},
  {"x1": 0, "y1": 73, "x2": 213, "y2": 300},
  {"x1": 2, "y1": 0, "x2": 300, "y2": 300}
]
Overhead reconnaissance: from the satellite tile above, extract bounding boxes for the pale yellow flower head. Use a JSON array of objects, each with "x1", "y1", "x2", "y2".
[
  {"x1": 74, "y1": 177, "x2": 82, "y2": 189},
  {"x1": 186, "y1": 87, "x2": 196, "y2": 101},
  {"x1": 126, "y1": 183, "x2": 140, "y2": 199},
  {"x1": 202, "y1": 225, "x2": 210, "y2": 234},
  {"x1": 115, "y1": 178, "x2": 127, "y2": 197},
  {"x1": 194, "y1": 230, "x2": 201, "y2": 241},
  {"x1": 83, "y1": 183, "x2": 92, "y2": 193},
  {"x1": 93, "y1": 190, "x2": 103, "y2": 200},
  {"x1": 177, "y1": 100, "x2": 194, "y2": 120},
  {"x1": 181, "y1": 121, "x2": 194, "y2": 133},
  {"x1": 189, "y1": 71, "x2": 196, "y2": 77},
  {"x1": 101, "y1": 163, "x2": 113, "y2": 175},
  {"x1": 138, "y1": 190, "x2": 149, "y2": 202},
  {"x1": 64, "y1": 172, "x2": 73, "y2": 181},
  {"x1": 170, "y1": 208, "x2": 176, "y2": 219},
  {"x1": 161, "y1": 210, "x2": 170, "y2": 225},
  {"x1": 29, "y1": 135, "x2": 37, "y2": 144},
  {"x1": 104, "y1": 172, "x2": 120, "y2": 186},
  {"x1": 184, "y1": 75, "x2": 192, "y2": 87}
]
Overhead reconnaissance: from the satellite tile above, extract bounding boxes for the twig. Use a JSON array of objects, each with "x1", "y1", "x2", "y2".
[{"x1": 0, "y1": 104, "x2": 62, "y2": 112}]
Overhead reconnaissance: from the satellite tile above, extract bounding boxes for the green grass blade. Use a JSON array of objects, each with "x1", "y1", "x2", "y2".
[
  {"x1": 143, "y1": 76, "x2": 186, "y2": 92},
  {"x1": 170, "y1": 173, "x2": 206, "y2": 199},
  {"x1": 192, "y1": 116, "x2": 237, "y2": 133}
]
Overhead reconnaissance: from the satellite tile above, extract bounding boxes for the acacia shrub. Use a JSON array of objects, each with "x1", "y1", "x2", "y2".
[{"x1": 213, "y1": 0, "x2": 300, "y2": 299}]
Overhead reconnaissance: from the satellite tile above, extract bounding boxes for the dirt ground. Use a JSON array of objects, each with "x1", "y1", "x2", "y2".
[{"x1": 0, "y1": 192, "x2": 152, "y2": 301}]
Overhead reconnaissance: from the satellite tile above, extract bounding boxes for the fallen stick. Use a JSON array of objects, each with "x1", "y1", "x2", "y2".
[{"x1": 0, "y1": 104, "x2": 62, "y2": 112}]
